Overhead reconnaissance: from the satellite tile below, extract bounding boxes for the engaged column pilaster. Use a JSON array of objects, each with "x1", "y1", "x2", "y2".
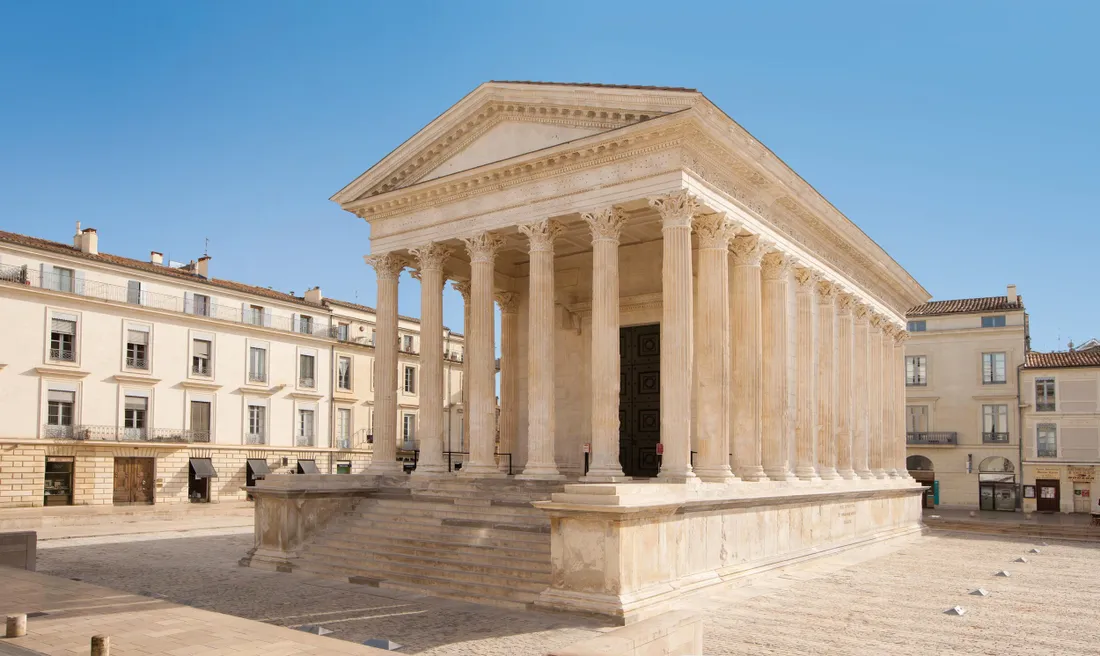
[
  {"x1": 364, "y1": 252, "x2": 407, "y2": 476},
  {"x1": 835, "y1": 293, "x2": 857, "y2": 479},
  {"x1": 793, "y1": 267, "x2": 821, "y2": 481},
  {"x1": 410, "y1": 243, "x2": 452, "y2": 476},
  {"x1": 815, "y1": 281, "x2": 840, "y2": 480},
  {"x1": 761, "y1": 251, "x2": 796, "y2": 481}
]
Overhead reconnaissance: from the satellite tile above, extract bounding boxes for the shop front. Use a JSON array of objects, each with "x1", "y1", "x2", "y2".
[
  {"x1": 977, "y1": 456, "x2": 1016, "y2": 512},
  {"x1": 907, "y1": 455, "x2": 936, "y2": 508},
  {"x1": 1069, "y1": 466, "x2": 1095, "y2": 513},
  {"x1": 43, "y1": 456, "x2": 73, "y2": 506}
]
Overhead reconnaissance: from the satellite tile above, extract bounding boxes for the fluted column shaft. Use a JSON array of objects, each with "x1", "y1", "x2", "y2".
[
  {"x1": 461, "y1": 232, "x2": 505, "y2": 477},
  {"x1": 895, "y1": 333, "x2": 910, "y2": 478},
  {"x1": 882, "y1": 325, "x2": 899, "y2": 478},
  {"x1": 691, "y1": 213, "x2": 737, "y2": 482},
  {"x1": 410, "y1": 244, "x2": 451, "y2": 475},
  {"x1": 730, "y1": 235, "x2": 769, "y2": 481},
  {"x1": 761, "y1": 252, "x2": 795, "y2": 481},
  {"x1": 453, "y1": 281, "x2": 472, "y2": 454},
  {"x1": 868, "y1": 317, "x2": 886, "y2": 478},
  {"x1": 852, "y1": 306, "x2": 873, "y2": 478},
  {"x1": 815, "y1": 282, "x2": 840, "y2": 479},
  {"x1": 365, "y1": 253, "x2": 405, "y2": 475},
  {"x1": 835, "y1": 295, "x2": 856, "y2": 479},
  {"x1": 582, "y1": 207, "x2": 628, "y2": 480},
  {"x1": 497, "y1": 292, "x2": 519, "y2": 474},
  {"x1": 794, "y1": 268, "x2": 820, "y2": 480},
  {"x1": 518, "y1": 220, "x2": 565, "y2": 479}
]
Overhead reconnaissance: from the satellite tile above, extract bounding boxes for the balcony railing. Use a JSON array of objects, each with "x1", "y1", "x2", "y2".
[
  {"x1": 299, "y1": 377, "x2": 315, "y2": 389},
  {"x1": 983, "y1": 432, "x2": 1010, "y2": 443},
  {"x1": 44, "y1": 425, "x2": 211, "y2": 443},
  {"x1": 192, "y1": 362, "x2": 211, "y2": 376},
  {"x1": 295, "y1": 434, "x2": 315, "y2": 447},
  {"x1": 336, "y1": 437, "x2": 351, "y2": 449},
  {"x1": 49, "y1": 348, "x2": 75, "y2": 362},
  {"x1": 248, "y1": 371, "x2": 267, "y2": 384},
  {"x1": 905, "y1": 378, "x2": 926, "y2": 387},
  {"x1": 245, "y1": 433, "x2": 265, "y2": 445},
  {"x1": 126, "y1": 357, "x2": 149, "y2": 370},
  {"x1": 906, "y1": 431, "x2": 958, "y2": 445},
  {"x1": 1036, "y1": 402, "x2": 1055, "y2": 412},
  {"x1": 444, "y1": 351, "x2": 463, "y2": 363}
]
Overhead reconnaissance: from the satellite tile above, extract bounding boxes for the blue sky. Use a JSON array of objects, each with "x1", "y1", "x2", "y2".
[{"x1": 1, "y1": 1, "x2": 1096, "y2": 350}]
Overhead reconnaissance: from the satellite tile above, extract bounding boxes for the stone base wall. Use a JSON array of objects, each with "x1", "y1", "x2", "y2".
[{"x1": 0, "y1": 440, "x2": 373, "y2": 509}]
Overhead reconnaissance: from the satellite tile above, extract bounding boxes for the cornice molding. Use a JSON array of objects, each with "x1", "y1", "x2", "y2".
[
  {"x1": 112, "y1": 374, "x2": 161, "y2": 386},
  {"x1": 287, "y1": 390, "x2": 325, "y2": 401},
  {"x1": 35, "y1": 366, "x2": 89, "y2": 379},
  {"x1": 238, "y1": 383, "x2": 285, "y2": 397},
  {"x1": 180, "y1": 380, "x2": 222, "y2": 391}
]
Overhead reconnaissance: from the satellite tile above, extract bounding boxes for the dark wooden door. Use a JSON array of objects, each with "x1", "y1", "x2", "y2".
[
  {"x1": 619, "y1": 324, "x2": 661, "y2": 478},
  {"x1": 1036, "y1": 479, "x2": 1060, "y2": 512},
  {"x1": 113, "y1": 457, "x2": 155, "y2": 505}
]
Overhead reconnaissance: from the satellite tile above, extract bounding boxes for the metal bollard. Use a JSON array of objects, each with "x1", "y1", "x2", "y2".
[
  {"x1": 5, "y1": 614, "x2": 27, "y2": 638},
  {"x1": 91, "y1": 635, "x2": 110, "y2": 656}
]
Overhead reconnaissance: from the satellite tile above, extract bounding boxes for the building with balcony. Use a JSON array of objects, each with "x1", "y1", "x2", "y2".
[
  {"x1": 1020, "y1": 347, "x2": 1100, "y2": 514},
  {"x1": 0, "y1": 225, "x2": 464, "y2": 508},
  {"x1": 904, "y1": 286, "x2": 1027, "y2": 510}
]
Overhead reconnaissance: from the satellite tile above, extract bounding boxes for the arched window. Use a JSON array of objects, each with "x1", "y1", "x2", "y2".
[
  {"x1": 906, "y1": 455, "x2": 934, "y2": 472},
  {"x1": 978, "y1": 456, "x2": 1014, "y2": 473}
]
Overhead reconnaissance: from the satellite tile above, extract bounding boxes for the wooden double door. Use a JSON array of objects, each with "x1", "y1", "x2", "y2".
[
  {"x1": 113, "y1": 457, "x2": 155, "y2": 505},
  {"x1": 619, "y1": 324, "x2": 661, "y2": 478},
  {"x1": 1036, "y1": 479, "x2": 1060, "y2": 513}
]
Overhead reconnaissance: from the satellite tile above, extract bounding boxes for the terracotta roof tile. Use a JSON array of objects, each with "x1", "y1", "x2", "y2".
[
  {"x1": 489, "y1": 80, "x2": 698, "y2": 93},
  {"x1": 1025, "y1": 350, "x2": 1100, "y2": 369},
  {"x1": 907, "y1": 296, "x2": 1024, "y2": 317}
]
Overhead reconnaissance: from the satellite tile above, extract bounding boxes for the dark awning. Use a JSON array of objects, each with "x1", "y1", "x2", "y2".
[
  {"x1": 189, "y1": 458, "x2": 218, "y2": 479},
  {"x1": 247, "y1": 459, "x2": 271, "y2": 476},
  {"x1": 297, "y1": 459, "x2": 319, "y2": 474}
]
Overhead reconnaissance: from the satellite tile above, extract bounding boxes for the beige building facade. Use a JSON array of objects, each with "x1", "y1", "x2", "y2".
[
  {"x1": 0, "y1": 227, "x2": 463, "y2": 508},
  {"x1": 903, "y1": 288, "x2": 1027, "y2": 510}
]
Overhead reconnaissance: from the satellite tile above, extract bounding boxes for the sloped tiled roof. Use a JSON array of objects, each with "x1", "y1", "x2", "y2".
[
  {"x1": 1025, "y1": 350, "x2": 1100, "y2": 369},
  {"x1": 907, "y1": 295, "x2": 1024, "y2": 318},
  {"x1": 488, "y1": 81, "x2": 697, "y2": 93}
]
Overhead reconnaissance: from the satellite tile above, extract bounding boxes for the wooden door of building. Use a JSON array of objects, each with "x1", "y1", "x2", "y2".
[
  {"x1": 1036, "y1": 479, "x2": 1060, "y2": 513},
  {"x1": 113, "y1": 457, "x2": 155, "y2": 505},
  {"x1": 619, "y1": 324, "x2": 661, "y2": 478}
]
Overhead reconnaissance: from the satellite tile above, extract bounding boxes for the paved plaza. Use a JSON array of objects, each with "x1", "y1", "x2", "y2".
[{"x1": 19, "y1": 528, "x2": 1100, "y2": 654}]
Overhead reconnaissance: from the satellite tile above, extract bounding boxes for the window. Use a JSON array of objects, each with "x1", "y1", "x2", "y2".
[
  {"x1": 404, "y1": 365, "x2": 416, "y2": 394},
  {"x1": 982, "y1": 405, "x2": 1009, "y2": 443},
  {"x1": 907, "y1": 320, "x2": 926, "y2": 332},
  {"x1": 246, "y1": 305, "x2": 265, "y2": 326},
  {"x1": 337, "y1": 408, "x2": 351, "y2": 449},
  {"x1": 1037, "y1": 423, "x2": 1057, "y2": 457},
  {"x1": 982, "y1": 352, "x2": 1006, "y2": 384},
  {"x1": 402, "y1": 335, "x2": 415, "y2": 353},
  {"x1": 191, "y1": 293, "x2": 211, "y2": 317},
  {"x1": 192, "y1": 339, "x2": 212, "y2": 376},
  {"x1": 123, "y1": 395, "x2": 148, "y2": 439},
  {"x1": 370, "y1": 329, "x2": 376, "y2": 347},
  {"x1": 248, "y1": 346, "x2": 267, "y2": 383},
  {"x1": 297, "y1": 314, "x2": 313, "y2": 334},
  {"x1": 297, "y1": 409, "x2": 315, "y2": 446},
  {"x1": 905, "y1": 355, "x2": 927, "y2": 386},
  {"x1": 299, "y1": 354, "x2": 316, "y2": 388},
  {"x1": 190, "y1": 401, "x2": 211, "y2": 442},
  {"x1": 337, "y1": 356, "x2": 352, "y2": 390},
  {"x1": 127, "y1": 280, "x2": 142, "y2": 305},
  {"x1": 981, "y1": 315, "x2": 1006, "y2": 328},
  {"x1": 336, "y1": 323, "x2": 349, "y2": 341},
  {"x1": 126, "y1": 329, "x2": 149, "y2": 370},
  {"x1": 402, "y1": 413, "x2": 416, "y2": 446},
  {"x1": 49, "y1": 317, "x2": 76, "y2": 362},
  {"x1": 247, "y1": 405, "x2": 265, "y2": 444},
  {"x1": 1036, "y1": 377, "x2": 1055, "y2": 412},
  {"x1": 905, "y1": 405, "x2": 928, "y2": 433},
  {"x1": 55, "y1": 267, "x2": 75, "y2": 293},
  {"x1": 46, "y1": 390, "x2": 75, "y2": 438}
]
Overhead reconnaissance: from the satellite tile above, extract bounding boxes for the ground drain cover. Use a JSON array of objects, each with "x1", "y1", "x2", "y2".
[
  {"x1": 1014, "y1": 557, "x2": 1029, "y2": 563},
  {"x1": 944, "y1": 606, "x2": 967, "y2": 616},
  {"x1": 364, "y1": 638, "x2": 403, "y2": 650},
  {"x1": 969, "y1": 589, "x2": 991, "y2": 597},
  {"x1": 298, "y1": 625, "x2": 333, "y2": 636},
  {"x1": 994, "y1": 570, "x2": 1011, "y2": 577}
]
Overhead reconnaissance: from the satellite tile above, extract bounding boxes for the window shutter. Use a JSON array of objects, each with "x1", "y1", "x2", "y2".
[
  {"x1": 263, "y1": 310, "x2": 272, "y2": 328},
  {"x1": 184, "y1": 292, "x2": 194, "y2": 314},
  {"x1": 124, "y1": 396, "x2": 147, "y2": 410},
  {"x1": 48, "y1": 389, "x2": 75, "y2": 403},
  {"x1": 127, "y1": 329, "x2": 148, "y2": 345},
  {"x1": 74, "y1": 270, "x2": 85, "y2": 295},
  {"x1": 51, "y1": 318, "x2": 76, "y2": 334},
  {"x1": 291, "y1": 313, "x2": 299, "y2": 333},
  {"x1": 40, "y1": 264, "x2": 51, "y2": 290},
  {"x1": 241, "y1": 302, "x2": 249, "y2": 322},
  {"x1": 194, "y1": 340, "x2": 211, "y2": 358}
]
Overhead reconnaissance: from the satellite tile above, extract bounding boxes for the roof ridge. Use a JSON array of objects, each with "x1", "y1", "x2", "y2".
[{"x1": 487, "y1": 80, "x2": 698, "y2": 92}]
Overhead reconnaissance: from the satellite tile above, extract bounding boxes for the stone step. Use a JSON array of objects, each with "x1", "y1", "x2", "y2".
[
  {"x1": 302, "y1": 543, "x2": 551, "y2": 580},
  {"x1": 295, "y1": 555, "x2": 548, "y2": 594},
  {"x1": 357, "y1": 499, "x2": 547, "y2": 524},
  {"x1": 310, "y1": 534, "x2": 550, "y2": 563},
  {"x1": 331, "y1": 518, "x2": 552, "y2": 546},
  {"x1": 329, "y1": 523, "x2": 552, "y2": 552}
]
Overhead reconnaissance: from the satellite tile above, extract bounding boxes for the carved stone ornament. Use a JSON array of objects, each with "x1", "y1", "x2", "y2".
[
  {"x1": 815, "y1": 280, "x2": 837, "y2": 304},
  {"x1": 462, "y1": 231, "x2": 506, "y2": 264},
  {"x1": 760, "y1": 250, "x2": 797, "y2": 281},
  {"x1": 853, "y1": 302, "x2": 871, "y2": 322},
  {"x1": 880, "y1": 322, "x2": 896, "y2": 338},
  {"x1": 581, "y1": 206, "x2": 628, "y2": 243},
  {"x1": 793, "y1": 266, "x2": 822, "y2": 289},
  {"x1": 494, "y1": 291, "x2": 520, "y2": 314},
  {"x1": 518, "y1": 219, "x2": 565, "y2": 253},
  {"x1": 364, "y1": 252, "x2": 408, "y2": 280},
  {"x1": 648, "y1": 190, "x2": 700, "y2": 228},
  {"x1": 869, "y1": 313, "x2": 884, "y2": 329},
  {"x1": 409, "y1": 242, "x2": 453, "y2": 272},
  {"x1": 692, "y1": 213, "x2": 738, "y2": 249},
  {"x1": 836, "y1": 292, "x2": 856, "y2": 315},
  {"x1": 729, "y1": 234, "x2": 770, "y2": 266},
  {"x1": 895, "y1": 327, "x2": 909, "y2": 344},
  {"x1": 451, "y1": 280, "x2": 471, "y2": 301}
]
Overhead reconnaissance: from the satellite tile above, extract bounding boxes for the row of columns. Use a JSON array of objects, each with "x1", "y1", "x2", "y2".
[{"x1": 365, "y1": 190, "x2": 911, "y2": 483}]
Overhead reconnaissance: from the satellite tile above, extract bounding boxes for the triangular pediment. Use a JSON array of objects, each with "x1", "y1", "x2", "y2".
[{"x1": 332, "y1": 82, "x2": 703, "y2": 205}]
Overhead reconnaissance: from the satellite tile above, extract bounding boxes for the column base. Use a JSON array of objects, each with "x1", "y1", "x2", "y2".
[
  {"x1": 886, "y1": 468, "x2": 901, "y2": 479},
  {"x1": 694, "y1": 467, "x2": 739, "y2": 484},
  {"x1": 856, "y1": 470, "x2": 876, "y2": 480},
  {"x1": 764, "y1": 468, "x2": 798, "y2": 482},
  {"x1": 516, "y1": 469, "x2": 566, "y2": 481},
  {"x1": 737, "y1": 466, "x2": 768, "y2": 482},
  {"x1": 817, "y1": 467, "x2": 841, "y2": 481},
  {"x1": 836, "y1": 468, "x2": 858, "y2": 480},
  {"x1": 657, "y1": 468, "x2": 699, "y2": 484},
  {"x1": 410, "y1": 463, "x2": 449, "y2": 478},
  {"x1": 458, "y1": 462, "x2": 510, "y2": 478},
  {"x1": 872, "y1": 469, "x2": 889, "y2": 479},
  {"x1": 794, "y1": 466, "x2": 821, "y2": 481},
  {"x1": 580, "y1": 472, "x2": 632, "y2": 483},
  {"x1": 366, "y1": 461, "x2": 404, "y2": 476}
]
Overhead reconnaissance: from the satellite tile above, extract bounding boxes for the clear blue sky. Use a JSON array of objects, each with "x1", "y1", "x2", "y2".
[{"x1": 2, "y1": 1, "x2": 1096, "y2": 350}]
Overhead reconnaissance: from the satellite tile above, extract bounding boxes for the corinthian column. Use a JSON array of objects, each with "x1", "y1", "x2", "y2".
[
  {"x1": 650, "y1": 191, "x2": 698, "y2": 482},
  {"x1": 815, "y1": 281, "x2": 840, "y2": 480},
  {"x1": 452, "y1": 281, "x2": 471, "y2": 456},
  {"x1": 868, "y1": 314, "x2": 886, "y2": 478},
  {"x1": 835, "y1": 293, "x2": 857, "y2": 479},
  {"x1": 729, "y1": 234, "x2": 770, "y2": 481},
  {"x1": 761, "y1": 251, "x2": 796, "y2": 481},
  {"x1": 852, "y1": 303, "x2": 873, "y2": 479},
  {"x1": 881, "y1": 323, "x2": 898, "y2": 478},
  {"x1": 364, "y1": 252, "x2": 406, "y2": 475},
  {"x1": 460, "y1": 232, "x2": 506, "y2": 477},
  {"x1": 690, "y1": 212, "x2": 738, "y2": 483},
  {"x1": 496, "y1": 291, "x2": 519, "y2": 475},
  {"x1": 409, "y1": 243, "x2": 452, "y2": 476},
  {"x1": 581, "y1": 207, "x2": 629, "y2": 481},
  {"x1": 517, "y1": 219, "x2": 565, "y2": 480},
  {"x1": 793, "y1": 267, "x2": 820, "y2": 480},
  {"x1": 895, "y1": 330, "x2": 911, "y2": 478}
]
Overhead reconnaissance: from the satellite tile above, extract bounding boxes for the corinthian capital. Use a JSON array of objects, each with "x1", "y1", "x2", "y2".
[
  {"x1": 869, "y1": 313, "x2": 884, "y2": 330},
  {"x1": 793, "y1": 266, "x2": 822, "y2": 289},
  {"x1": 836, "y1": 292, "x2": 855, "y2": 315},
  {"x1": 494, "y1": 291, "x2": 520, "y2": 314},
  {"x1": 462, "y1": 231, "x2": 505, "y2": 264},
  {"x1": 518, "y1": 219, "x2": 565, "y2": 253},
  {"x1": 581, "y1": 206, "x2": 628, "y2": 243},
  {"x1": 364, "y1": 252, "x2": 408, "y2": 281},
  {"x1": 648, "y1": 190, "x2": 699, "y2": 228},
  {"x1": 894, "y1": 327, "x2": 909, "y2": 344},
  {"x1": 692, "y1": 213, "x2": 738, "y2": 249},
  {"x1": 853, "y1": 302, "x2": 870, "y2": 322},
  {"x1": 729, "y1": 234, "x2": 770, "y2": 266},
  {"x1": 409, "y1": 242, "x2": 453, "y2": 272},
  {"x1": 815, "y1": 280, "x2": 837, "y2": 305},
  {"x1": 451, "y1": 280, "x2": 471, "y2": 302},
  {"x1": 760, "y1": 250, "x2": 797, "y2": 281},
  {"x1": 881, "y1": 322, "x2": 896, "y2": 338}
]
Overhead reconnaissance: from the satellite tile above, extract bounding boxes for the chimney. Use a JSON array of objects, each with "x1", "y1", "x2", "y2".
[
  {"x1": 150, "y1": 251, "x2": 163, "y2": 265},
  {"x1": 304, "y1": 286, "x2": 323, "y2": 304},
  {"x1": 195, "y1": 255, "x2": 211, "y2": 279},
  {"x1": 73, "y1": 221, "x2": 82, "y2": 247},
  {"x1": 1007, "y1": 284, "x2": 1018, "y2": 305},
  {"x1": 79, "y1": 228, "x2": 99, "y2": 255}
]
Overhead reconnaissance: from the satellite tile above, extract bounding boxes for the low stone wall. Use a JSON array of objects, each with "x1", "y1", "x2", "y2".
[
  {"x1": 0, "y1": 530, "x2": 37, "y2": 571},
  {"x1": 535, "y1": 479, "x2": 924, "y2": 623},
  {"x1": 550, "y1": 611, "x2": 701, "y2": 656}
]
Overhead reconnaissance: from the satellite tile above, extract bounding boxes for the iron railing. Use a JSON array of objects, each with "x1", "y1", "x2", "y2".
[
  {"x1": 192, "y1": 362, "x2": 211, "y2": 376},
  {"x1": 248, "y1": 371, "x2": 267, "y2": 384},
  {"x1": 295, "y1": 434, "x2": 315, "y2": 447},
  {"x1": 983, "y1": 432, "x2": 1010, "y2": 444},
  {"x1": 350, "y1": 429, "x2": 373, "y2": 449},
  {"x1": 906, "y1": 431, "x2": 958, "y2": 445},
  {"x1": 245, "y1": 433, "x2": 265, "y2": 445},
  {"x1": 49, "y1": 348, "x2": 75, "y2": 362},
  {"x1": 299, "y1": 376, "x2": 315, "y2": 388},
  {"x1": 1036, "y1": 402, "x2": 1056, "y2": 412},
  {"x1": 444, "y1": 352, "x2": 463, "y2": 363},
  {"x1": 906, "y1": 377, "x2": 926, "y2": 387},
  {"x1": 126, "y1": 357, "x2": 149, "y2": 370},
  {"x1": 42, "y1": 424, "x2": 74, "y2": 439},
  {"x1": 336, "y1": 437, "x2": 351, "y2": 449},
  {"x1": 45, "y1": 424, "x2": 211, "y2": 443}
]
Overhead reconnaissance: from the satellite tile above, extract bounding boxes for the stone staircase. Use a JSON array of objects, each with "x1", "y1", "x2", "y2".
[
  {"x1": 290, "y1": 478, "x2": 564, "y2": 609},
  {"x1": 925, "y1": 515, "x2": 1100, "y2": 542}
]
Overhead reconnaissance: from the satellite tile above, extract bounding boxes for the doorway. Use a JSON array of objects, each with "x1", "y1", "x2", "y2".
[
  {"x1": 619, "y1": 324, "x2": 660, "y2": 478},
  {"x1": 113, "y1": 457, "x2": 155, "y2": 505},
  {"x1": 1073, "y1": 482, "x2": 1091, "y2": 513},
  {"x1": 1036, "y1": 479, "x2": 1060, "y2": 512},
  {"x1": 978, "y1": 457, "x2": 1017, "y2": 512},
  {"x1": 907, "y1": 455, "x2": 936, "y2": 508}
]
